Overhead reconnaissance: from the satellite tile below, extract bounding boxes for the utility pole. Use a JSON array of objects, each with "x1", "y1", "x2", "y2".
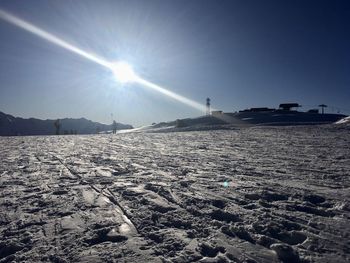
[{"x1": 54, "y1": 119, "x2": 61, "y2": 135}]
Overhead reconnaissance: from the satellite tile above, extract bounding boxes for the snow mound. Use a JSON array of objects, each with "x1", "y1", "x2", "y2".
[{"x1": 335, "y1": 116, "x2": 350, "y2": 125}]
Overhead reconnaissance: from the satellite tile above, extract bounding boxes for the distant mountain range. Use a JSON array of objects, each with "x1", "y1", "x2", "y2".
[{"x1": 0, "y1": 111, "x2": 133, "y2": 136}]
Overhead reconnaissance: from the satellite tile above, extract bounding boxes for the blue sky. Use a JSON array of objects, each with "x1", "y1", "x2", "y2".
[{"x1": 0, "y1": 0, "x2": 349, "y2": 126}]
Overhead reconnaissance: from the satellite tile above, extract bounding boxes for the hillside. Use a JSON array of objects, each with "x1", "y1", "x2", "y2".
[{"x1": 0, "y1": 111, "x2": 133, "y2": 136}]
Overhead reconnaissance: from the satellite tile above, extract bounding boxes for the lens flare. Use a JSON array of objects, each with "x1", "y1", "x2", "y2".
[{"x1": 0, "y1": 9, "x2": 206, "y2": 113}]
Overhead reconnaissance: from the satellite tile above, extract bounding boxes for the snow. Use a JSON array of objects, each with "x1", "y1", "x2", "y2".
[
  {"x1": 336, "y1": 116, "x2": 350, "y2": 125},
  {"x1": 0, "y1": 125, "x2": 349, "y2": 262}
]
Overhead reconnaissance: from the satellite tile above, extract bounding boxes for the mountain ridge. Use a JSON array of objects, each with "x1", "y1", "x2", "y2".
[{"x1": 0, "y1": 111, "x2": 133, "y2": 136}]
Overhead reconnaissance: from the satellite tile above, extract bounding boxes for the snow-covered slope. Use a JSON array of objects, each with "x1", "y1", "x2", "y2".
[
  {"x1": 335, "y1": 116, "x2": 350, "y2": 125},
  {"x1": 0, "y1": 126, "x2": 349, "y2": 262}
]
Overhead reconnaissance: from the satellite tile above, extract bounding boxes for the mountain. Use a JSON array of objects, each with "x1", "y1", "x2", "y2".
[{"x1": 0, "y1": 111, "x2": 133, "y2": 136}]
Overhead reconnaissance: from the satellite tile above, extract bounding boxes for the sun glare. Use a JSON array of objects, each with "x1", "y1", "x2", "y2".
[
  {"x1": 0, "y1": 9, "x2": 206, "y2": 112},
  {"x1": 111, "y1": 61, "x2": 137, "y2": 83}
]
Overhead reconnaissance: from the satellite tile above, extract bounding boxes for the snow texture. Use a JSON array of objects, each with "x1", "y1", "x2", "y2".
[{"x1": 0, "y1": 125, "x2": 349, "y2": 262}]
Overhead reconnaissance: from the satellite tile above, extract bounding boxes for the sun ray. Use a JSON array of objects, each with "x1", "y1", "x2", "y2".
[
  {"x1": 0, "y1": 9, "x2": 206, "y2": 113},
  {"x1": 0, "y1": 10, "x2": 110, "y2": 68},
  {"x1": 134, "y1": 77, "x2": 206, "y2": 112}
]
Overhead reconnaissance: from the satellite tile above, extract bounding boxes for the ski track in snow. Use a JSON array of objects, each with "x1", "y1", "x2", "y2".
[{"x1": 0, "y1": 125, "x2": 349, "y2": 262}]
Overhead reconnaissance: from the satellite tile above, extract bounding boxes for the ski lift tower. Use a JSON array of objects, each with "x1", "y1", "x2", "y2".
[
  {"x1": 206, "y1": 98, "x2": 211, "y2": 116},
  {"x1": 318, "y1": 104, "x2": 327, "y2": 114}
]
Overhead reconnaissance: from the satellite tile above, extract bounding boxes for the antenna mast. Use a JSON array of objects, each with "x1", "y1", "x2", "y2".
[
  {"x1": 318, "y1": 104, "x2": 327, "y2": 114},
  {"x1": 206, "y1": 98, "x2": 211, "y2": 116}
]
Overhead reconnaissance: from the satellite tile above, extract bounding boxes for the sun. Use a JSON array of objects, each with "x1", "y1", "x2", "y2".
[{"x1": 110, "y1": 61, "x2": 137, "y2": 83}]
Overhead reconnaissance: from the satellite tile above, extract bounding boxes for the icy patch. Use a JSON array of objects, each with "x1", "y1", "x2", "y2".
[
  {"x1": 82, "y1": 189, "x2": 97, "y2": 205},
  {"x1": 119, "y1": 223, "x2": 131, "y2": 234},
  {"x1": 95, "y1": 167, "x2": 113, "y2": 177}
]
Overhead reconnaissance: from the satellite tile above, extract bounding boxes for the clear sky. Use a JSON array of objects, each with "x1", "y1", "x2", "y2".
[{"x1": 0, "y1": 0, "x2": 349, "y2": 127}]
